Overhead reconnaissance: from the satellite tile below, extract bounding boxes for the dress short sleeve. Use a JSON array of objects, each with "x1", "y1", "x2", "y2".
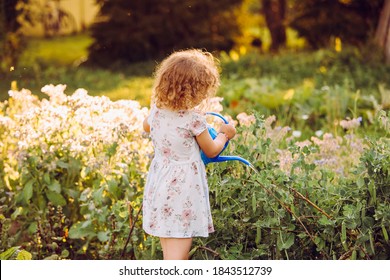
[{"x1": 189, "y1": 112, "x2": 208, "y2": 136}]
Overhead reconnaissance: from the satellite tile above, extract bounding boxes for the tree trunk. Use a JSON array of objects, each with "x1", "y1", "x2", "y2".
[
  {"x1": 262, "y1": 0, "x2": 286, "y2": 52},
  {"x1": 0, "y1": 1, "x2": 5, "y2": 38},
  {"x1": 375, "y1": 0, "x2": 390, "y2": 63}
]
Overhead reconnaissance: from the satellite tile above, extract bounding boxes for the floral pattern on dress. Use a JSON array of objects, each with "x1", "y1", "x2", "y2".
[
  {"x1": 160, "y1": 137, "x2": 180, "y2": 164},
  {"x1": 176, "y1": 197, "x2": 197, "y2": 230},
  {"x1": 176, "y1": 127, "x2": 194, "y2": 148},
  {"x1": 189, "y1": 113, "x2": 208, "y2": 136},
  {"x1": 143, "y1": 106, "x2": 214, "y2": 238},
  {"x1": 161, "y1": 204, "x2": 174, "y2": 218},
  {"x1": 166, "y1": 166, "x2": 185, "y2": 200},
  {"x1": 191, "y1": 162, "x2": 199, "y2": 175},
  {"x1": 148, "y1": 208, "x2": 160, "y2": 232}
]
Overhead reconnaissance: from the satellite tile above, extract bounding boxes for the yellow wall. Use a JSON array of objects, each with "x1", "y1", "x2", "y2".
[{"x1": 22, "y1": 0, "x2": 100, "y2": 36}]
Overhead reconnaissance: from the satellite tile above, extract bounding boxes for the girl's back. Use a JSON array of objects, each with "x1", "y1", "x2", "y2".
[{"x1": 148, "y1": 106, "x2": 207, "y2": 164}]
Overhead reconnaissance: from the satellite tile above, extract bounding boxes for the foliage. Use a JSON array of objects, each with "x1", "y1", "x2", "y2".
[
  {"x1": 3, "y1": 35, "x2": 389, "y2": 133},
  {"x1": 0, "y1": 0, "x2": 40, "y2": 74},
  {"x1": 1, "y1": 87, "x2": 389, "y2": 259},
  {"x1": 17, "y1": 34, "x2": 94, "y2": 67},
  {"x1": 0, "y1": 0, "x2": 22, "y2": 74},
  {"x1": 220, "y1": 48, "x2": 390, "y2": 135},
  {"x1": 192, "y1": 109, "x2": 389, "y2": 260},
  {"x1": 0, "y1": 85, "x2": 152, "y2": 259},
  {"x1": 0, "y1": 246, "x2": 32, "y2": 260},
  {"x1": 88, "y1": 0, "x2": 243, "y2": 66},
  {"x1": 288, "y1": 0, "x2": 384, "y2": 48}
]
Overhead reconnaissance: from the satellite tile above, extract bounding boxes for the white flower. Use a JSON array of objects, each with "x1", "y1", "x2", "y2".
[
  {"x1": 292, "y1": 130, "x2": 302, "y2": 138},
  {"x1": 0, "y1": 116, "x2": 13, "y2": 126},
  {"x1": 3, "y1": 84, "x2": 154, "y2": 180},
  {"x1": 301, "y1": 114, "x2": 309, "y2": 120},
  {"x1": 41, "y1": 84, "x2": 68, "y2": 104},
  {"x1": 315, "y1": 130, "x2": 323, "y2": 137}
]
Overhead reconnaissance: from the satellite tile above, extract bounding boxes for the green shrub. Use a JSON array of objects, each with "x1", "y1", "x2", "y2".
[
  {"x1": 0, "y1": 88, "x2": 388, "y2": 259},
  {"x1": 0, "y1": 85, "x2": 152, "y2": 259},
  {"x1": 192, "y1": 111, "x2": 389, "y2": 260}
]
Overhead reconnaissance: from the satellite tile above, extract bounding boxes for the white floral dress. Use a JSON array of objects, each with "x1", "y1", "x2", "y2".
[{"x1": 143, "y1": 105, "x2": 214, "y2": 238}]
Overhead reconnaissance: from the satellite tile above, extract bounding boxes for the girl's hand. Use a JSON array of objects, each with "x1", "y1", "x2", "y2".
[
  {"x1": 196, "y1": 123, "x2": 235, "y2": 158},
  {"x1": 219, "y1": 123, "x2": 236, "y2": 140},
  {"x1": 143, "y1": 116, "x2": 151, "y2": 132}
]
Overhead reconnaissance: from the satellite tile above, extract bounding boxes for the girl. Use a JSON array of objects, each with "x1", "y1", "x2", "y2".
[{"x1": 142, "y1": 49, "x2": 236, "y2": 260}]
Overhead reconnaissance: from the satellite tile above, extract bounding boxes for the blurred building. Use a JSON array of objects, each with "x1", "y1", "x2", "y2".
[{"x1": 21, "y1": 0, "x2": 99, "y2": 36}]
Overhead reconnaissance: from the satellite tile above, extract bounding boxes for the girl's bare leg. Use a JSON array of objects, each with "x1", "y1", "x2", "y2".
[{"x1": 159, "y1": 237, "x2": 192, "y2": 260}]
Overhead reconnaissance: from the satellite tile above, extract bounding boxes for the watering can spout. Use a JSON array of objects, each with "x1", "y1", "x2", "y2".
[
  {"x1": 216, "y1": 156, "x2": 259, "y2": 174},
  {"x1": 215, "y1": 156, "x2": 251, "y2": 166}
]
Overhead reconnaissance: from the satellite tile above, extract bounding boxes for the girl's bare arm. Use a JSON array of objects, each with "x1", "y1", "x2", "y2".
[{"x1": 196, "y1": 124, "x2": 236, "y2": 158}]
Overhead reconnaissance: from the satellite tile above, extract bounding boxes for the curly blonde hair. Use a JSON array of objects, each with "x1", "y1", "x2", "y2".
[{"x1": 152, "y1": 49, "x2": 220, "y2": 111}]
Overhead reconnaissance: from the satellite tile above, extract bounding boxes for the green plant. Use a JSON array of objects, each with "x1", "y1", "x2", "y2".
[
  {"x1": 190, "y1": 111, "x2": 389, "y2": 260},
  {"x1": 0, "y1": 85, "x2": 153, "y2": 259},
  {"x1": 1, "y1": 87, "x2": 388, "y2": 260},
  {"x1": 0, "y1": 246, "x2": 32, "y2": 260}
]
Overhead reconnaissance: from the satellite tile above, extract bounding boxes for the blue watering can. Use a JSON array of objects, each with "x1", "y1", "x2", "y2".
[{"x1": 200, "y1": 112, "x2": 252, "y2": 167}]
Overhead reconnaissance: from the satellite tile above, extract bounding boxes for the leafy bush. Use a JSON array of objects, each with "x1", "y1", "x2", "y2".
[
  {"x1": 1, "y1": 87, "x2": 389, "y2": 259},
  {"x1": 219, "y1": 48, "x2": 390, "y2": 135},
  {"x1": 0, "y1": 85, "x2": 152, "y2": 259},
  {"x1": 193, "y1": 110, "x2": 389, "y2": 260}
]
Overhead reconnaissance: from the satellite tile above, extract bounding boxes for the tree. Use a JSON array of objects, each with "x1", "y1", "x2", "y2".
[
  {"x1": 262, "y1": 0, "x2": 286, "y2": 51},
  {"x1": 0, "y1": 0, "x2": 32, "y2": 74},
  {"x1": 375, "y1": 0, "x2": 390, "y2": 63},
  {"x1": 88, "y1": 0, "x2": 243, "y2": 66},
  {"x1": 288, "y1": 0, "x2": 384, "y2": 49},
  {"x1": 0, "y1": 0, "x2": 21, "y2": 73}
]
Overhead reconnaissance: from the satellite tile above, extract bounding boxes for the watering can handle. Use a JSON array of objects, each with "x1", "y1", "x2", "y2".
[
  {"x1": 201, "y1": 112, "x2": 253, "y2": 168},
  {"x1": 205, "y1": 112, "x2": 229, "y2": 124},
  {"x1": 200, "y1": 112, "x2": 252, "y2": 167},
  {"x1": 200, "y1": 112, "x2": 231, "y2": 165}
]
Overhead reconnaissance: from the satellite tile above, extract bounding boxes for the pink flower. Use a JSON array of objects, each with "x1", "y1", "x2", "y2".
[
  {"x1": 237, "y1": 112, "x2": 256, "y2": 127},
  {"x1": 339, "y1": 117, "x2": 362, "y2": 130}
]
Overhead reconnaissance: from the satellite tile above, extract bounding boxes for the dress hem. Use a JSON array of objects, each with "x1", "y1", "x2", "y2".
[{"x1": 143, "y1": 228, "x2": 214, "y2": 238}]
